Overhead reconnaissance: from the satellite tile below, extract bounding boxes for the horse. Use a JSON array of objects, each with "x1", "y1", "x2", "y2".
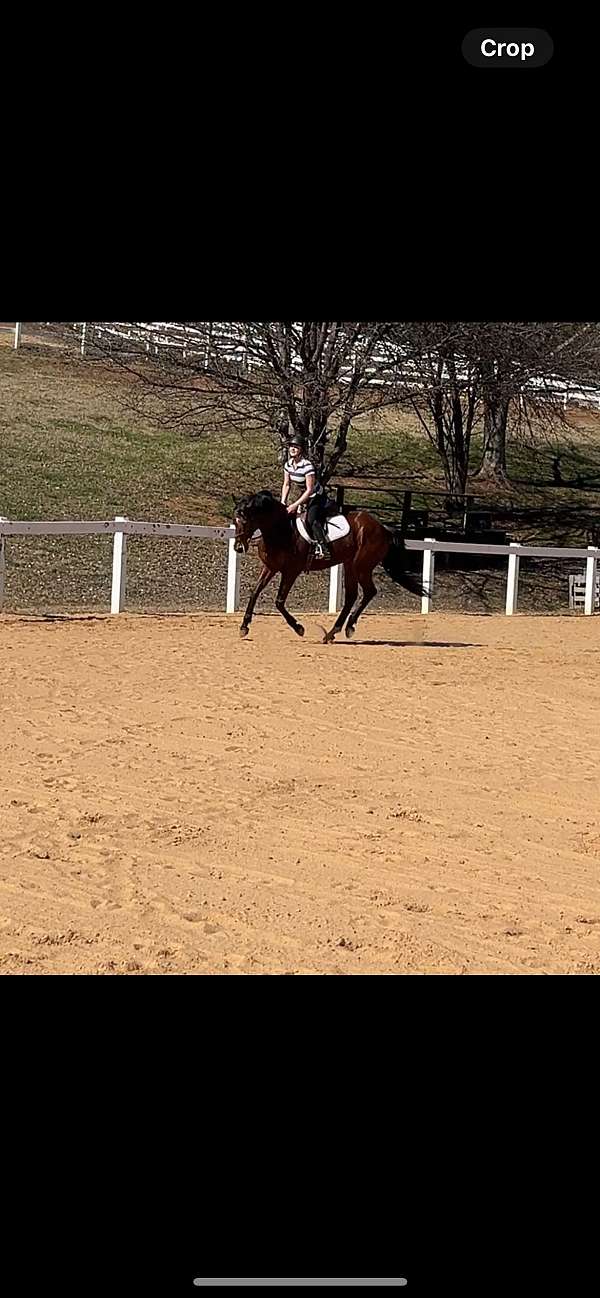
[{"x1": 232, "y1": 490, "x2": 425, "y2": 642}]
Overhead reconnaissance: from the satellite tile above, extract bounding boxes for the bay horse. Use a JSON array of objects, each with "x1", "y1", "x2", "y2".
[{"x1": 232, "y1": 491, "x2": 425, "y2": 642}]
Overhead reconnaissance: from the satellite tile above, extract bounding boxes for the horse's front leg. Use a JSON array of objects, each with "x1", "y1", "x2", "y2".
[
  {"x1": 239, "y1": 564, "x2": 275, "y2": 637},
  {"x1": 275, "y1": 569, "x2": 305, "y2": 636}
]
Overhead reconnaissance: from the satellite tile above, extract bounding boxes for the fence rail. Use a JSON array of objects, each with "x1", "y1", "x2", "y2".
[{"x1": 0, "y1": 518, "x2": 598, "y2": 618}]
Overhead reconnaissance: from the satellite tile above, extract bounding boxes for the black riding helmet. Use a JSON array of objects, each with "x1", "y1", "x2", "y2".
[{"x1": 287, "y1": 435, "x2": 306, "y2": 451}]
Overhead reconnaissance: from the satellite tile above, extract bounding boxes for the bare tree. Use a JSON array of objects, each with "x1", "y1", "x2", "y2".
[
  {"x1": 386, "y1": 322, "x2": 483, "y2": 503},
  {"x1": 472, "y1": 322, "x2": 600, "y2": 483},
  {"x1": 393, "y1": 321, "x2": 600, "y2": 496},
  {"x1": 86, "y1": 321, "x2": 423, "y2": 484}
]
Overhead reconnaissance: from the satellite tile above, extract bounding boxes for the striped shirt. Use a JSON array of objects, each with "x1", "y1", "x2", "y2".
[{"x1": 284, "y1": 456, "x2": 322, "y2": 498}]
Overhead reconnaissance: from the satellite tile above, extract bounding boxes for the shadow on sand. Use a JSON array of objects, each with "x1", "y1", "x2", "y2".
[{"x1": 335, "y1": 639, "x2": 483, "y2": 649}]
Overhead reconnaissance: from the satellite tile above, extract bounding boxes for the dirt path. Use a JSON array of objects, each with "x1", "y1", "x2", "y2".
[{"x1": 1, "y1": 612, "x2": 599, "y2": 974}]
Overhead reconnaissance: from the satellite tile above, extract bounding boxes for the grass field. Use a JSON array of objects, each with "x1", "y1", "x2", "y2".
[{"x1": 1, "y1": 341, "x2": 600, "y2": 615}]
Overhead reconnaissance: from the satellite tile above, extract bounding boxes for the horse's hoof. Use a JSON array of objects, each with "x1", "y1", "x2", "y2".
[
  {"x1": 296, "y1": 624, "x2": 305, "y2": 637},
  {"x1": 345, "y1": 624, "x2": 355, "y2": 639},
  {"x1": 239, "y1": 625, "x2": 249, "y2": 638}
]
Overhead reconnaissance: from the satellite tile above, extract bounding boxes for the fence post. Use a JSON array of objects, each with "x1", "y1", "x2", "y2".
[
  {"x1": 14, "y1": 323, "x2": 22, "y2": 349},
  {"x1": 328, "y1": 564, "x2": 344, "y2": 614},
  {"x1": 0, "y1": 518, "x2": 7, "y2": 609},
  {"x1": 226, "y1": 536, "x2": 241, "y2": 613},
  {"x1": 421, "y1": 538, "x2": 435, "y2": 614},
  {"x1": 80, "y1": 323, "x2": 87, "y2": 357},
  {"x1": 584, "y1": 546, "x2": 599, "y2": 615},
  {"x1": 400, "y1": 490, "x2": 412, "y2": 534},
  {"x1": 111, "y1": 516, "x2": 128, "y2": 614},
  {"x1": 506, "y1": 543, "x2": 521, "y2": 615}
]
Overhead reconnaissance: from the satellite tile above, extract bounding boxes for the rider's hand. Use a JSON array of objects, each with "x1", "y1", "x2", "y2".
[{"x1": 287, "y1": 504, "x2": 297, "y2": 514}]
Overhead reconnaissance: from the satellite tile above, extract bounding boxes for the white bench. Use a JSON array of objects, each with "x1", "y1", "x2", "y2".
[{"x1": 569, "y1": 572, "x2": 600, "y2": 611}]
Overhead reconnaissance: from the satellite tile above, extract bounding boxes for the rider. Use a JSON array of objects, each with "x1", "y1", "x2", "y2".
[{"x1": 281, "y1": 435, "x2": 331, "y2": 559}]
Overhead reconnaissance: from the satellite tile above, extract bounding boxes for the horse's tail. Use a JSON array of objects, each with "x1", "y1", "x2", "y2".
[{"x1": 381, "y1": 529, "x2": 427, "y2": 599}]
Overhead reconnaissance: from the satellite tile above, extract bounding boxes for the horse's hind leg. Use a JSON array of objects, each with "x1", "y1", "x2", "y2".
[
  {"x1": 322, "y1": 564, "x2": 358, "y2": 644},
  {"x1": 345, "y1": 573, "x2": 378, "y2": 638},
  {"x1": 275, "y1": 572, "x2": 305, "y2": 636}
]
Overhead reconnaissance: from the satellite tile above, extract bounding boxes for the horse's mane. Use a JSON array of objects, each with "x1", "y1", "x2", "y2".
[{"x1": 236, "y1": 490, "x2": 281, "y2": 515}]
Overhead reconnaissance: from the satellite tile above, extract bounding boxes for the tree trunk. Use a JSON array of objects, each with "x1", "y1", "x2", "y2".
[
  {"x1": 476, "y1": 397, "x2": 510, "y2": 481},
  {"x1": 322, "y1": 412, "x2": 352, "y2": 483}
]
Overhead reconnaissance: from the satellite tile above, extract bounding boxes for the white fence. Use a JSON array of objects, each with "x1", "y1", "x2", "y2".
[
  {"x1": 0, "y1": 518, "x2": 598, "y2": 617},
  {"x1": 11, "y1": 324, "x2": 600, "y2": 408},
  {"x1": 12, "y1": 322, "x2": 251, "y2": 369}
]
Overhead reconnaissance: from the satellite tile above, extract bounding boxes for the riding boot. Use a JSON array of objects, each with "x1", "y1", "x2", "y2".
[{"x1": 311, "y1": 518, "x2": 331, "y2": 559}]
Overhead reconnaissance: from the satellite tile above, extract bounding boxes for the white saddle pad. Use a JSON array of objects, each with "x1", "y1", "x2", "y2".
[{"x1": 296, "y1": 513, "x2": 350, "y2": 543}]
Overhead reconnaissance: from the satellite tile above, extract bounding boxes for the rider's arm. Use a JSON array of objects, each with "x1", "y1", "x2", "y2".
[
  {"x1": 281, "y1": 470, "x2": 291, "y2": 505},
  {"x1": 289, "y1": 472, "x2": 316, "y2": 511}
]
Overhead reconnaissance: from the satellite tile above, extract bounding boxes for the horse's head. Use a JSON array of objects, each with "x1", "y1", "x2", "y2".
[{"x1": 232, "y1": 491, "x2": 281, "y2": 552}]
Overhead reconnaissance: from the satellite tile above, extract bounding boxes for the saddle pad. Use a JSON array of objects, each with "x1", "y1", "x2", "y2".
[{"x1": 296, "y1": 514, "x2": 350, "y2": 543}]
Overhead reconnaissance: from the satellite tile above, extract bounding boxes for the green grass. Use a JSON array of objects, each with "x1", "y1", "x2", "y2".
[{"x1": 0, "y1": 349, "x2": 445, "y2": 524}]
